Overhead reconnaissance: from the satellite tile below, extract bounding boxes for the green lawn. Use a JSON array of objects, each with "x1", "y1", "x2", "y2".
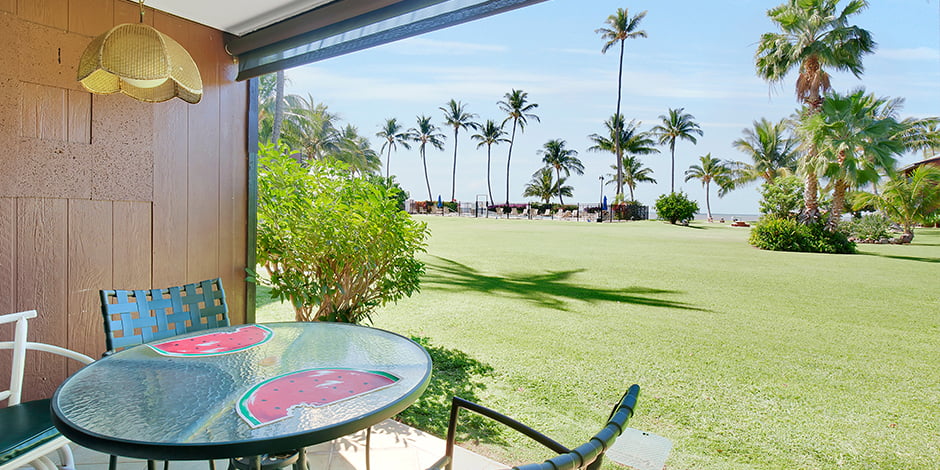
[{"x1": 256, "y1": 217, "x2": 940, "y2": 469}]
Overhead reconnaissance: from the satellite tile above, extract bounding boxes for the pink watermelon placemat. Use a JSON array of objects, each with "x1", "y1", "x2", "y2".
[
  {"x1": 148, "y1": 325, "x2": 274, "y2": 357},
  {"x1": 237, "y1": 368, "x2": 400, "y2": 428}
]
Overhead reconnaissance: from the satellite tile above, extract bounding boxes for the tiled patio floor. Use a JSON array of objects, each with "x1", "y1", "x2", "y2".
[{"x1": 70, "y1": 420, "x2": 504, "y2": 470}]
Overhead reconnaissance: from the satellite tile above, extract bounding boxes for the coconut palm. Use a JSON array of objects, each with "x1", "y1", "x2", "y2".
[
  {"x1": 596, "y1": 8, "x2": 648, "y2": 197},
  {"x1": 334, "y1": 124, "x2": 381, "y2": 176},
  {"x1": 651, "y1": 108, "x2": 703, "y2": 193},
  {"x1": 588, "y1": 114, "x2": 659, "y2": 161},
  {"x1": 684, "y1": 154, "x2": 734, "y2": 221},
  {"x1": 408, "y1": 115, "x2": 446, "y2": 201},
  {"x1": 854, "y1": 166, "x2": 940, "y2": 243},
  {"x1": 537, "y1": 139, "x2": 583, "y2": 205},
  {"x1": 440, "y1": 99, "x2": 480, "y2": 201},
  {"x1": 731, "y1": 117, "x2": 799, "y2": 184},
  {"x1": 755, "y1": 0, "x2": 876, "y2": 222},
  {"x1": 523, "y1": 167, "x2": 571, "y2": 204},
  {"x1": 798, "y1": 89, "x2": 904, "y2": 230},
  {"x1": 498, "y1": 89, "x2": 540, "y2": 205},
  {"x1": 280, "y1": 94, "x2": 341, "y2": 163},
  {"x1": 471, "y1": 120, "x2": 509, "y2": 205},
  {"x1": 606, "y1": 155, "x2": 657, "y2": 202},
  {"x1": 376, "y1": 118, "x2": 411, "y2": 181}
]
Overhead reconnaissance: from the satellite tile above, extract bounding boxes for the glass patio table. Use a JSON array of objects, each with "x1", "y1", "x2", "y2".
[{"x1": 51, "y1": 322, "x2": 432, "y2": 462}]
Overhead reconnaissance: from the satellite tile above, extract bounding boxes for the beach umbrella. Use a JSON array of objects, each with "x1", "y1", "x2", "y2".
[
  {"x1": 437, "y1": 195, "x2": 443, "y2": 207},
  {"x1": 602, "y1": 195, "x2": 608, "y2": 210}
]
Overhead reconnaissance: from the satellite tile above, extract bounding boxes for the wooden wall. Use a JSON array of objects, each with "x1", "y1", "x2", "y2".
[{"x1": 0, "y1": 0, "x2": 250, "y2": 401}]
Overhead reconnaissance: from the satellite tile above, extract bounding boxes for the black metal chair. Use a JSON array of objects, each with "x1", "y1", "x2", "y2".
[
  {"x1": 99, "y1": 278, "x2": 228, "y2": 470},
  {"x1": 100, "y1": 278, "x2": 229, "y2": 353},
  {"x1": 427, "y1": 384, "x2": 640, "y2": 470}
]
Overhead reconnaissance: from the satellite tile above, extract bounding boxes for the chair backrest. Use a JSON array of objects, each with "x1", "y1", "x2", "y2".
[
  {"x1": 1, "y1": 310, "x2": 94, "y2": 406},
  {"x1": 99, "y1": 278, "x2": 229, "y2": 353}
]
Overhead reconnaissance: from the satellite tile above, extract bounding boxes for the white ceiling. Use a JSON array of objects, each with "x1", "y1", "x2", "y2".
[{"x1": 145, "y1": 0, "x2": 337, "y2": 36}]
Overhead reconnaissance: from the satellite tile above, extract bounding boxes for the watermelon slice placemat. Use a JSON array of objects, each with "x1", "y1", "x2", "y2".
[
  {"x1": 237, "y1": 368, "x2": 400, "y2": 428},
  {"x1": 148, "y1": 325, "x2": 274, "y2": 357}
]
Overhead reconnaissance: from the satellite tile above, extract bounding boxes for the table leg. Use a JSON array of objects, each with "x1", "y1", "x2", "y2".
[
  {"x1": 293, "y1": 449, "x2": 307, "y2": 470},
  {"x1": 366, "y1": 427, "x2": 372, "y2": 470},
  {"x1": 108, "y1": 455, "x2": 117, "y2": 470}
]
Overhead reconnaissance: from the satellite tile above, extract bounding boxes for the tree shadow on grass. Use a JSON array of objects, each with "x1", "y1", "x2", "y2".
[
  {"x1": 423, "y1": 256, "x2": 702, "y2": 312},
  {"x1": 859, "y1": 252, "x2": 940, "y2": 263},
  {"x1": 255, "y1": 284, "x2": 282, "y2": 309}
]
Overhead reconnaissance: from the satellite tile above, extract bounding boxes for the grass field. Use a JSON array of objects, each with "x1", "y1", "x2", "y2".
[{"x1": 256, "y1": 217, "x2": 940, "y2": 469}]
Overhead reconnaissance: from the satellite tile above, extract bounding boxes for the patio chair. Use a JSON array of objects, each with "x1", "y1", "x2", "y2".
[
  {"x1": 426, "y1": 384, "x2": 640, "y2": 470},
  {"x1": 1, "y1": 310, "x2": 95, "y2": 470},
  {"x1": 100, "y1": 278, "x2": 229, "y2": 353}
]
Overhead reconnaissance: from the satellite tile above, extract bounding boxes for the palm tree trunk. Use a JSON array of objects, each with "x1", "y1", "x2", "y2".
[
  {"x1": 828, "y1": 178, "x2": 847, "y2": 231},
  {"x1": 705, "y1": 181, "x2": 712, "y2": 221},
  {"x1": 628, "y1": 183, "x2": 634, "y2": 202},
  {"x1": 421, "y1": 146, "x2": 432, "y2": 201},
  {"x1": 800, "y1": 169, "x2": 821, "y2": 224},
  {"x1": 385, "y1": 145, "x2": 393, "y2": 181},
  {"x1": 670, "y1": 140, "x2": 677, "y2": 193},
  {"x1": 450, "y1": 128, "x2": 458, "y2": 201},
  {"x1": 505, "y1": 120, "x2": 518, "y2": 205},
  {"x1": 614, "y1": 40, "x2": 625, "y2": 197},
  {"x1": 271, "y1": 70, "x2": 285, "y2": 143},
  {"x1": 556, "y1": 167, "x2": 564, "y2": 205},
  {"x1": 486, "y1": 145, "x2": 495, "y2": 205}
]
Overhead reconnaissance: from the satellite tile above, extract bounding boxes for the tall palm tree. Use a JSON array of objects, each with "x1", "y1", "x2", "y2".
[
  {"x1": 334, "y1": 124, "x2": 381, "y2": 176},
  {"x1": 588, "y1": 115, "x2": 660, "y2": 198},
  {"x1": 258, "y1": 72, "x2": 292, "y2": 145},
  {"x1": 606, "y1": 155, "x2": 657, "y2": 202},
  {"x1": 376, "y1": 118, "x2": 411, "y2": 181},
  {"x1": 281, "y1": 94, "x2": 340, "y2": 163},
  {"x1": 537, "y1": 139, "x2": 583, "y2": 205},
  {"x1": 440, "y1": 99, "x2": 480, "y2": 201},
  {"x1": 798, "y1": 89, "x2": 904, "y2": 230},
  {"x1": 408, "y1": 115, "x2": 446, "y2": 201},
  {"x1": 523, "y1": 167, "x2": 571, "y2": 204},
  {"x1": 651, "y1": 108, "x2": 703, "y2": 193},
  {"x1": 731, "y1": 117, "x2": 799, "y2": 184},
  {"x1": 471, "y1": 120, "x2": 509, "y2": 205},
  {"x1": 755, "y1": 0, "x2": 875, "y2": 222},
  {"x1": 684, "y1": 154, "x2": 734, "y2": 221},
  {"x1": 497, "y1": 89, "x2": 540, "y2": 205},
  {"x1": 596, "y1": 8, "x2": 648, "y2": 198}
]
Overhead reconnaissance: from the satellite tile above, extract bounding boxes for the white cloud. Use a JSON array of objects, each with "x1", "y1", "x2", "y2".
[{"x1": 877, "y1": 47, "x2": 940, "y2": 61}]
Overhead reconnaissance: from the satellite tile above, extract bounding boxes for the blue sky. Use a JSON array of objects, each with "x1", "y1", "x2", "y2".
[{"x1": 285, "y1": 0, "x2": 940, "y2": 214}]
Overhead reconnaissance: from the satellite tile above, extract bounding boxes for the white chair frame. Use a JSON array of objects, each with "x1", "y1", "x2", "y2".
[{"x1": 1, "y1": 310, "x2": 94, "y2": 470}]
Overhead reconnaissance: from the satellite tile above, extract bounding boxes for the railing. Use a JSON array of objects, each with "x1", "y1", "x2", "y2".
[{"x1": 404, "y1": 200, "x2": 649, "y2": 221}]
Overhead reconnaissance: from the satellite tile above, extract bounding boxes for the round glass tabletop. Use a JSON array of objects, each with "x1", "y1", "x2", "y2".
[{"x1": 52, "y1": 322, "x2": 431, "y2": 460}]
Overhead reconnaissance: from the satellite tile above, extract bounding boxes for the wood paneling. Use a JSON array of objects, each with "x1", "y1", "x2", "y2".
[
  {"x1": 67, "y1": 199, "x2": 112, "y2": 366},
  {"x1": 0, "y1": 0, "x2": 14, "y2": 13},
  {"x1": 0, "y1": 198, "x2": 15, "y2": 314},
  {"x1": 220, "y1": 55, "x2": 247, "y2": 325},
  {"x1": 17, "y1": 0, "x2": 68, "y2": 30},
  {"x1": 16, "y1": 198, "x2": 68, "y2": 400},
  {"x1": 112, "y1": 201, "x2": 152, "y2": 289},
  {"x1": 67, "y1": 89, "x2": 91, "y2": 144},
  {"x1": 152, "y1": 98, "x2": 189, "y2": 287},
  {"x1": 114, "y1": 0, "x2": 152, "y2": 26},
  {"x1": 20, "y1": 82, "x2": 67, "y2": 141},
  {"x1": 68, "y1": 0, "x2": 111, "y2": 36}
]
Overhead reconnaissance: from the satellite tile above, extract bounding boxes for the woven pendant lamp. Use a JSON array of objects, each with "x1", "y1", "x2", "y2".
[{"x1": 77, "y1": 0, "x2": 202, "y2": 104}]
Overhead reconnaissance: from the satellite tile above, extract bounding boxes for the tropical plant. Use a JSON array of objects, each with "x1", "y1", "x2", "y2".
[
  {"x1": 257, "y1": 72, "x2": 289, "y2": 144},
  {"x1": 471, "y1": 120, "x2": 510, "y2": 206},
  {"x1": 498, "y1": 89, "x2": 540, "y2": 204},
  {"x1": 255, "y1": 142, "x2": 429, "y2": 323},
  {"x1": 408, "y1": 115, "x2": 446, "y2": 201},
  {"x1": 749, "y1": 217, "x2": 855, "y2": 253},
  {"x1": 854, "y1": 165, "x2": 940, "y2": 243},
  {"x1": 755, "y1": 0, "x2": 875, "y2": 222},
  {"x1": 842, "y1": 213, "x2": 892, "y2": 241},
  {"x1": 280, "y1": 94, "x2": 341, "y2": 163},
  {"x1": 798, "y1": 89, "x2": 905, "y2": 230},
  {"x1": 758, "y1": 175, "x2": 804, "y2": 219},
  {"x1": 537, "y1": 139, "x2": 583, "y2": 205},
  {"x1": 377, "y1": 118, "x2": 412, "y2": 181},
  {"x1": 596, "y1": 8, "x2": 648, "y2": 197},
  {"x1": 523, "y1": 167, "x2": 571, "y2": 204},
  {"x1": 440, "y1": 100, "x2": 480, "y2": 201},
  {"x1": 684, "y1": 154, "x2": 734, "y2": 221},
  {"x1": 333, "y1": 124, "x2": 381, "y2": 176},
  {"x1": 654, "y1": 192, "x2": 699, "y2": 224},
  {"x1": 651, "y1": 108, "x2": 703, "y2": 193},
  {"x1": 731, "y1": 117, "x2": 799, "y2": 184},
  {"x1": 606, "y1": 155, "x2": 657, "y2": 202}
]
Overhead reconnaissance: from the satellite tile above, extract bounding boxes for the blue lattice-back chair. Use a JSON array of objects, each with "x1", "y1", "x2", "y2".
[
  {"x1": 1, "y1": 310, "x2": 95, "y2": 470},
  {"x1": 99, "y1": 278, "x2": 228, "y2": 354},
  {"x1": 98, "y1": 278, "x2": 227, "y2": 470}
]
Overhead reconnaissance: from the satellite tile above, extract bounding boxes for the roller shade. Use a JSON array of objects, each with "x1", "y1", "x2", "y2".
[{"x1": 228, "y1": 0, "x2": 548, "y2": 80}]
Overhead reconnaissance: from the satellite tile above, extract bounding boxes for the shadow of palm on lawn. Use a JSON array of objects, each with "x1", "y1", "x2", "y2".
[{"x1": 423, "y1": 256, "x2": 702, "y2": 311}]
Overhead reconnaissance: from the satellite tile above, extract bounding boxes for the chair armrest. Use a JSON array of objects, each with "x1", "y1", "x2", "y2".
[{"x1": 0, "y1": 341, "x2": 95, "y2": 364}]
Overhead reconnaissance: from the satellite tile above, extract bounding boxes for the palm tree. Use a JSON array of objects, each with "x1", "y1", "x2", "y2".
[
  {"x1": 798, "y1": 89, "x2": 904, "y2": 230},
  {"x1": 497, "y1": 89, "x2": 540, "y2": 205},
  {"x1": 280, "y1": 94, "x2": 340, "y2": 163},
  {"x1": 588, "y1": 115, "x2": 660, "y2": 200},
  {"x1": 537, "y1": 139, "x2": 583, "y2": 205},
  {"x1": 376, "y1": 118, "x2": 411, "y2": 181},
  {"x1": 334, "y1": 124, "x2": 381, "y2": 176},
  {"x1": 755, "y1": 0, "x2": 875, "y2": 222},
  {"x1": 651, "y1": 108, "x2": 703, "y2": 193},
  {"x1": 471, "y1": 120, "x2": 509, "y2": 205},
  {"x1": 596, "y1": 8, "x2": 648, "y2": 198},
  {"x1": 258, "y1": 72, "x2": 292, "y2": 144},
  {"x1": 855, "y1": 166, "x2": 940, "y2": 243},
  {"x1": 606, "y1": 155, "x2": 657, "y2": 202},
  {"x1": 523, "y1": 167, "x2": 571, "y2": 204},
  {"x1": 684, "y1": 154, "x2": 734, "y2": 221},
  {"x1": 440, "y1": 99, "x2": 480, "y2": 201},
  {"x1": 408, "y1": 115, "x2": 446, "y2": 201},
  {"x1": 731, "y1": 117, "x2": 799, "y2": 184}
]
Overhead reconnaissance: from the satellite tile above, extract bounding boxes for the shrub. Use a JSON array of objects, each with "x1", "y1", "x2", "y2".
[
  {"x1": 612, "y1": 201, "x2": 647, "y2": 220},
  {"x1": 758, "y1": 176, "x2": 803, "y2": 219},
  {"x1": 255, "y1": 142, "x2": 430, "y2": 323},
  {"x1": 844, "y1": 213, "x2": 892, "y2": 241},
  {"x1": 749, "y1": 217, "x2": 855, "y2": 254},
  {"x1": 655, "y1": 192, "x2": 699, "y2": 224}
]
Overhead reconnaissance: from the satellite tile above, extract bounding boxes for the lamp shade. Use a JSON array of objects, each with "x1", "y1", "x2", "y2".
[{"x1": 77, "y1": 23, "x2": 203, "y2": 104}]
